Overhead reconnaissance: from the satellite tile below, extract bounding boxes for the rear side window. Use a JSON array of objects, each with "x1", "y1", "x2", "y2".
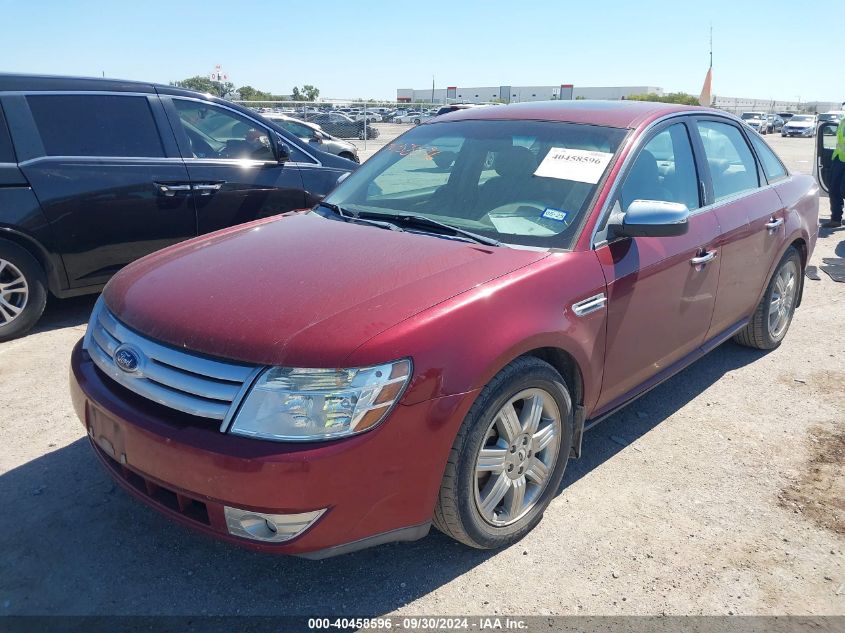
[
  {"x1": 0, "y1": 104, "x2": 16, "y2": 163},
  {"x1": 748, "y1": 134, "x2": 788, "y2": 182},
  {"x1": 696, "y1": 121, "x2": 759, "y2": 201},
  {"x1": 27, "y1": 94, "x2": 165, "y2": 158}
]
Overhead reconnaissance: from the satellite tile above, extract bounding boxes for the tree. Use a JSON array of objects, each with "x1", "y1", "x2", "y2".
[
  {"x1": 625, "y1": 92, "x2": 701, "y2": 106},
  {"x1": 291, "y1": 85, "x2": 320, "y2": 102},
  {"x1": 171, "y1": 76, "x2": 234, "y2": 98},
  {"x1": 239, "y1": 85, "x2": 274, "y2": 102}
]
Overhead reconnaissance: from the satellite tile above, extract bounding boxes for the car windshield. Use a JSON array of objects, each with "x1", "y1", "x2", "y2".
[
  {"x1": 792, "y1": 116, "x2": 814, "y2": 122},
  {"x1": 741, "y1": 113, "x2": 760, "y2": 120},
  {"x1": 819, "y1": 114, "x2": 839, "y2": 122},
  {"x1": 321, "y1": 119, "x2": 627, "y2": 249}
]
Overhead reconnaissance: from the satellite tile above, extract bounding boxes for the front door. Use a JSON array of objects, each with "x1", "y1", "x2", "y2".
[
  {"x1": 594, "y1": 120, "x2": 721, "y2": 414},
  {"x1": 816, "y1": 121, "x2": 839, "y2": 193},
  {"x1": 9, "y1": 92, "x2": 196, "y2": 288},
  {"x1": 164, "y1": 97, "x2": 306, "y2": 235}
]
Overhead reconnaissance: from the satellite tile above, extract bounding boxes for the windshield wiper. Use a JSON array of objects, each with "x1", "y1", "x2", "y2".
[
  {"x1": 358, "y1": 211, "x2": 502, "y2": 247},
  {"x1": 316, "y1": 202, "x2": 404, "y2": 232}
]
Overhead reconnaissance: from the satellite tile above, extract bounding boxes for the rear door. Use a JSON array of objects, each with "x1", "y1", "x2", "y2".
[
  {"x1": 816, "y1": 121, "x2": 838, "y2": 193},
  {"x1": 7, "y1": 92, "x2": 195, "y2": 288},
  {"x1": 593, "y1": 119, "x2": 721, "y2": 413},
  {"x1": 163, "y1": 96, "x2": 307, "y2": 235},
  {"x1": 692, "y1": 118, "x2": 785, "y2": 338}
]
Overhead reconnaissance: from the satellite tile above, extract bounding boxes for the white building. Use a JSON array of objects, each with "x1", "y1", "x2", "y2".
[{"x1": 396, "y1": 85, "x2": 663, "y2": 104}]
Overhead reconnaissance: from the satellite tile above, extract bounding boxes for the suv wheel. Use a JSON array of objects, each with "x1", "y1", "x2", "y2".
[
  {"x1": 0, "y1": 241, "x2": 48, "y2": 341},
  {"x1": 433, "y1": 357, "x2": 574, "y2": 549},
  {"x1": 734, "y1": 246, "x2": 801, "y2": 350}
]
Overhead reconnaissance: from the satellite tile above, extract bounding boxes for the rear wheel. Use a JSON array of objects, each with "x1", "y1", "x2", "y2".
[
  {"x1": 433, "y1": 357, "x2": 573, "y2": 549},
  {"x1": 733, "y1": 246, "x2": 801, "y2": 350},
  {"x1": 0, "y1": 240, "x2": 48, "y2": 341}
]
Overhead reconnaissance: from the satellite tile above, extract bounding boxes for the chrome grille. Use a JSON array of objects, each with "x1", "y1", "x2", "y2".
[{"x1": 84, "y1": 298, "x2": 260, "y2": 421}]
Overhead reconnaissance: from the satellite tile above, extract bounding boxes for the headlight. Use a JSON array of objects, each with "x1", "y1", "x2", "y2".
[{"x1": 228, "y1": 359, "x2": 412, "y2": 441}]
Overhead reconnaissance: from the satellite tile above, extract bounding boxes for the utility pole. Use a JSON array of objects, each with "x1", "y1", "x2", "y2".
[{"x1": 431, "y1": 75, "x2": 435, "y2": 104}]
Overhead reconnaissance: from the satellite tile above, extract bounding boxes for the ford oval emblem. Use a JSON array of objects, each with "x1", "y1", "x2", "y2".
[{"x1": 114, "y1": 344, "x2": 142, "y2": 374}]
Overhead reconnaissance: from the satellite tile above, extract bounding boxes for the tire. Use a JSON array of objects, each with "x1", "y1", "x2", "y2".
[
  {"x1": 413, "y1": 118, "x2": 421, "y2": 125},
  {"x1": 0, "y1": 240, "x2": 48, "y2": 342},
  {"x1": 733, "y1": 246, "x2": 801, "y2": 350},
  {"x1": 433, "y1": 357, "x2": 574, "y2": 549}
]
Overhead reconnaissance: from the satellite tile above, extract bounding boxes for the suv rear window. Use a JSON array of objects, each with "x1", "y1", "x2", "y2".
[
  {"x1": 0, "y1": 104, "x2": 15, "y2": 163},
  {"x1": 27, "y1": 94, "x2": 165, "y2": 158}
]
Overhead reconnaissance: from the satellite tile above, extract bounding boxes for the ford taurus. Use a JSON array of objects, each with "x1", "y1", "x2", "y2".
[{"x1": 70, "y1": 101, "x2": 819, "y2": 557}]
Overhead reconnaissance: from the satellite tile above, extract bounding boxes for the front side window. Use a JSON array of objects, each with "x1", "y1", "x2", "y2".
[
  {"x1": 27, "y1": 94, "x2": 164, "y2": 158},
  {"x1": 748, "y1": 134, "x2": 787, "y2": 182},
  {"x1": 696, "y1": 121, "x2": 760, "y2": 201},
  {"x1": 279, "y1": 120, "x2": 316, "y2": 139},
  {"x1": 173, "y1": 100, "x2": 274, "y2": 161},
  {"x1": 621, "y1": 123, "x2": 700, "y2": 212},
  {"x1": 323, "y1": 120, "x2": 627, "y2": 249}
]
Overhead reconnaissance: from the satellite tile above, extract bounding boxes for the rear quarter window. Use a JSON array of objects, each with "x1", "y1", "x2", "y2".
[
  {"x1": 26, "y1": 94, "x2": 165, "y2": 158},
  {"x1": 748, "y1": 134, "x2": 788, "y2": 182},
  {"x1": 0, "y1": 103, "x2": 16, "y2": 163}
]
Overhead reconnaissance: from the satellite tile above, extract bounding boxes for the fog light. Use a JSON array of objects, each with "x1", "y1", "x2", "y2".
[{"x1": 224, "y1": 506, "x2": 325, "y2": 543}]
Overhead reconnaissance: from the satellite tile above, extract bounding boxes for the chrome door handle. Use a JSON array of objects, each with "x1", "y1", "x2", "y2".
[
  {"x1": 690, "y1": 250, "x2": 717, "y2": 266},
  {"x1": 193, "y1": 182, "x2": 224, "y2": 195},
  {"x1": 156, "y1": 183, "x2": 192, "y2": 197},
  {"x1": 571, "y1": 293, "x2": 607, "y2": 317},
  {"x1": 765, "y1": 217, "x2": 784, "y2": 233}
]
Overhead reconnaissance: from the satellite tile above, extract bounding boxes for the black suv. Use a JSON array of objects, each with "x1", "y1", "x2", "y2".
[{"x1": 0, "y1": 74, "x2": 356, "y2": 340}]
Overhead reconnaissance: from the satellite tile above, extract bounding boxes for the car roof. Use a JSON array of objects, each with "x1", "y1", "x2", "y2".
[{"x1": 436, "y1": 100, "x2": 710, "y2": 129}]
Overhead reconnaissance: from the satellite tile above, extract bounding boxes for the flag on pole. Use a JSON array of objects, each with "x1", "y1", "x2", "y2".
[{"x1": 699, "y1": 67, "x2": 712, "y2": 107}]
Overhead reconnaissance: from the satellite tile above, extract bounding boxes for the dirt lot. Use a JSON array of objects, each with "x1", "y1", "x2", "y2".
[{"x1": 0, "y1": 135, "x2": 843, "y2": 616}]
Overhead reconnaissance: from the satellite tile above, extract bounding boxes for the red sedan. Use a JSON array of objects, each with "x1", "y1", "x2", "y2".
[{"x1": 70, "y1": 101, "x2": 819, "y2": 557}]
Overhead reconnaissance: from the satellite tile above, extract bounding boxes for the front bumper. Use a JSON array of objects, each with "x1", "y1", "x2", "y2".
[
  {"x1": 69, "y1": 340, "x2": 475, "y2": 557},
  {"x1": 783, "y1": 128, "x2": 813, "y2": 137}
]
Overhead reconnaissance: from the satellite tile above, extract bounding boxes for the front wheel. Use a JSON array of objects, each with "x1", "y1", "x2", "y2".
[
  {"x1": 733, "y1": 246, "x2": 801, "y2": 350},
  {"x1": 433, "y1": 357, "x2": 574, "y2": 549}
]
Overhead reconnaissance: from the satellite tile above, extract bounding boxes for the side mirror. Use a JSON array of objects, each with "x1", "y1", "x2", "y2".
[
  {"x1": 275, "y1": 138, "x2": 292, "y2": 163},
  {"x1": 609, "y1": 200, "x2": 690, "y2": 238}
]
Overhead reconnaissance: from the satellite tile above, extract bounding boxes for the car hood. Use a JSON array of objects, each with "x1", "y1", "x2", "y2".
[{"x1": 103, "y1": 212, "x2": 547, "y2": 367}]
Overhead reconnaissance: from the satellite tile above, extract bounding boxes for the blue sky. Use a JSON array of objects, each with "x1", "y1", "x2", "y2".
[{"x1": 1, "y1": 0, "x2": 841, "y2": 103}]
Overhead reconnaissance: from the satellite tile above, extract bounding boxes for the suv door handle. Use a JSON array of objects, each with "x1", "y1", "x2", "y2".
[
  {"x1": 193, "y1": 182, "x2": 224, "y2": 196},
  {"x1": 765, "y1": 217, "x2": 784, "y2": 233},
  {"x1": 690, "y1": 250, "x2": 717, "y2": 266},
  {"x1": 155, "y1": 183, "x2": 192, "y2": 197}
]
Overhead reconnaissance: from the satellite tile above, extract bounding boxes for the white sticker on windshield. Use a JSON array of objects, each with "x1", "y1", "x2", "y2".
[{"x1": 534, "y1": 147, "x2": 614, "y2": 184}]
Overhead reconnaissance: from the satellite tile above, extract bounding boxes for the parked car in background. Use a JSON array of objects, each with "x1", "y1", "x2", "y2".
[
  {"x1": 392, "y1": 111, "x2": 423, "y2": 123},
  {"x1": 765, "y1": 114, "x2": 784, "y2": 133},
  {"x1": 350, "y1": 110, "x2": 382, "y2": 123},
  {"x1": 740, "y1": 112, "x2": 768, "y2": 134},
  {"x1": 435, "y1": 103, "x2": 486, "y2": 116},
  {"x1": 70, "y1": 100, "x2": 817, "y2": 558},
  {"x1": 778, "y1": 112, "x2": 796, "y2": 123},
  {"x1": 306, "y1": 112, "x2": 379, "y2": 139},
  {"x1": 263, "y1": 113, "x2": 359, "y2": 162},
  {"x1": 818, "y1": 111, "x2": 844, "y2": 127},
  {"x1": 0, "y1": 73, "x2": 356, "y2": 340},
  {"x1": 782, "y1": 114, "x2": 817, "y2": 137}
]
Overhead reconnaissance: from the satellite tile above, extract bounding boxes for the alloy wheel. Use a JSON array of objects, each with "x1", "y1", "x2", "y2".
[
  {"x1": 768, "y1": 260, "x2": 798, "y2": 340},
  {"x1": 473, "y1": 388, "x2": 562, "y2": 527},
  {"x1": 0, "y1": 258, "x2": 29, "y2": 326}
]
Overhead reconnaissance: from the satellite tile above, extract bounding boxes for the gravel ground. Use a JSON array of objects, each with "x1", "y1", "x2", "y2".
[{"x1": 0, "y1": 134, "x2": 843, "y2": 617}]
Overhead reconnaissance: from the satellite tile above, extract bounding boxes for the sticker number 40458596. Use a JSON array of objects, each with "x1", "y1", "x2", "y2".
[{"x1": 534, "y1": 147, "x2": 614, "y2": 184}]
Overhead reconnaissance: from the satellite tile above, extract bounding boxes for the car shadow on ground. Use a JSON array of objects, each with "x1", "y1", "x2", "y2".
[
  {"x1": 30, "y1": 294, "x2": 99, "y2": 335},
  {"x1": 0, "y1": 341, "x2": 767, "y2": 616}
]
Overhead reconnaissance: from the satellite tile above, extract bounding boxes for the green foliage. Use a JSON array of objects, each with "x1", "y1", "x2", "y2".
[
  {"x1": 291, "y1": 84, "x2": 320, "y2": 101},
  {"x1": 170, "y1": 76, "x2": 234, "y2": 98},
  {"x1": 625, "y1": 92, "x2": 701, "y2": 106}
]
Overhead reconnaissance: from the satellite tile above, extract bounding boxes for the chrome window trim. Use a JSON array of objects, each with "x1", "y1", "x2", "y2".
[
  {"x1": 590, "y1": 111, "x2": 780, "y2": 249},
  {"x1": 18, "y1": 155, "x2": 186, "y2": 166},
  {"x1": 169, "y1": 95, "x2": 322, "y2": 167}
]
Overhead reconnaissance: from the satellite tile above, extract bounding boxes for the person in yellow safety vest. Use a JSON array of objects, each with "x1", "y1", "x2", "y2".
[{"x1": 821, "y1": 104, "x2": 845, "y2": 228}]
